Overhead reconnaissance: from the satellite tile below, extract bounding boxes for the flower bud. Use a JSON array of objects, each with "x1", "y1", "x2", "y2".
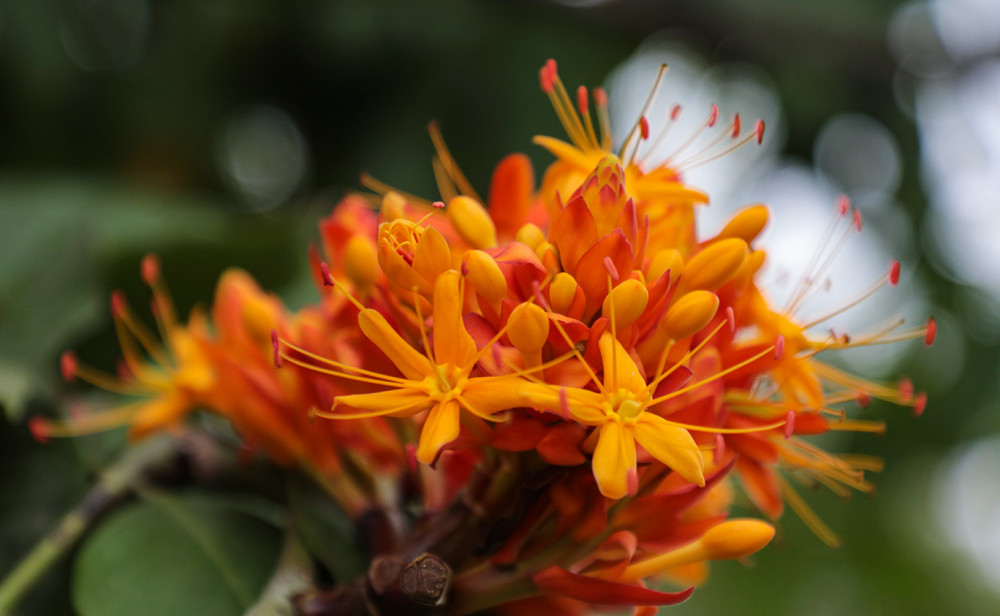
[
  {"x1": 343, "y1": 236, "x2": 378, "y2": 291},
  {"x1": 681, "y1": 238, "x2": 747, "y2": 292},
  {"x1": 717, "y1": 204, "x2": 768, "y2": 243},
  {"x1": 448, "y1": 195, "x2": 497, "y2": 249},
  {"x1": 516, "y1": 223, "x2": 546, "y2": 251},
  {"x1": 464, "y1": 250, "x2": 507, "y2": 312},
  {"x1": 508, "y1": 302, "x2": 549, "y2": 354},
  {"x1": 647, "y1": 249, "x2": 683, "y2": 286},
  {"x1": 663, "y1": 291, "x2": 719, "y2": 341},
  {"x1": 601, "y1": 279, "x2": 649, "y2": 330},
  {"x1": 549, "y1": 272, "x2": 583, "y2": 316}
]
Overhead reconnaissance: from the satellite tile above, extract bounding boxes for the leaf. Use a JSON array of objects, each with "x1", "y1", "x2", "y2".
[
  {"x1": 286, "y1": 473, "x2": 365, "y2": 583},
  {"x1": 72, "y1": 490, "x2": 282, "y2": 616}
]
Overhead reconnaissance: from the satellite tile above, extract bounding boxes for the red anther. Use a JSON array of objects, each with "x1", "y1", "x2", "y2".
[
  {"x1": 857, "y1": 392, "x2": 871, "y2": 408},
  {"x1": 546, "y1": 58, "x2": 558, "y2": 76},
  {"x1": 714, "y1": 433, "x2": 726, "y2": 464},
  {"x1": 836, "y1": 195, "x2": 850, "y2": 216},
  {"x1": 889, "y1": 260, "x2": 901, "y2": 286},
  {"x1": 754, "y1": 119, "x2": 765, "y2": 144},
  {"x1": 405, "y1": 443, "x2": 418, "y2": 472},
  {"x1": 707, "y1": 103, "x2": 719, "y2": 127},
  {"x1": 60, "y1": 351, "x2": 78, "y2": 382},
  {"x1": 725, "y1": 306, "x2": 736, "y2": 333},
  {"x1": 913, "y1": 392, "x2": 927, "y2": 417},
  {"x1": 602, "y1": 256, "x2": 620, "y2": 282},
  {"x1": 774, "y1": 334, "x2": 785, "y2": 360},
  {"x1": 110, "y1": 290, "x2": 127, "y2": 318},
  {"x1": 594, "y1": 87, "x2": 608, "y2": 107},
  {"x1": 784, "y1": 410, "x2": 796, "y2": 439},
  {"x1": 29, "y1": 417, "x2": 49, "y2": 444},
  {"x1": 558, "y1": 388, "x2": 572, "y2": 420},
  {"x1": 320, "y1": 262, "x2": 335, "y2": 287},
  {"x1": 577, "y1": 85, "x2": 588, "y2": 116},
  {"x1": 925, "y1": 317, "x2": 937, "y2": 346},
  {"x1": 431, "y1": 200, "x2": 446, "y2": 209},
  {"x1": 853, "y1": 209, "x2": 863, "y2": 231},
  {"x1": 538, "y1": 67, "x2": 553, "y2": 94},
  {"x1": 271, "y1": 329, "x2": 282, "y2": 368},
  {"x1": 731, "y1": 114, "x2": 742, "y2": 139},
  {"x1": 671, "y1": 104, "x2": 682, "y2": 120},
  {"x1": 639, "y1": 116, "x2": 650, "y2": 140},
  {"x1": 531, "y1": 279, "x2": 548, "y2": 308},
  {"x1": 627, "y1": 466, "x2": 639, "y2": 497},
  {"x1": 898, "y1": 377, "x2": 913, "y2": 403},
  {"x1": 460, "y1": 261, "x2": 469, "y2": 276},
  {"x1": 141, "y1": 254, "x2": 161, "y2": 286}
]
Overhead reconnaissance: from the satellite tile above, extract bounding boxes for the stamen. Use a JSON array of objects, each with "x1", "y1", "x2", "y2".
[
  {"x1": 726, "y1": 306, "x2": 736, "y2": 333},
  {"x1": 650, "y1": 338, "x2": 775, "y2": 405},
  {"x1": 359, "y1": 173, "x2": 433, "y2": 210},
  {"x1": 271, "y1": 330, "x2": 282, "y2": 368},
  {"x1": 774, "y1": 334, "x2": 785, "y2": 360},
  {"x1": 432, "y1": 200, "x2": 446, "y2": 209},
  {"x1": 428, "y1": 122, "x2": 482, "y2": 202},
  {"x1": 620, "y1": 63, "x2": 669, "y2": 163},
  {"x1": 602, "y1": 256, "x2": 620, "y2": 282},
  {"x1": 889, "y1": 260, "x2": 901, "y2": 286},
  {"x1": 800, "y1": 262, "x2": 898, "y2": 329},
  {"x1": 925, "y1": 317, "x2": 937, "y2": 346},
  {"x1": 913, "y1": 392, "x2": 927, "y2": 416},
  {"x1": 320, "y1": 262, "x2": 335, "y2": 287},
  {"x1": 779, "y1": 476, "x2": 841, "y2": 548},
  {"x1": 784, "y1": 411, "x2": 796, "y2": 438},
  {"x1": 594, "y1": 87, "x2": 612, "y2": 150},
  {"x1": 714, "y1": 433, "x2": 726, "y2": 464},
  {"x1": 61, "y1": 351, "x2": 78, "y2": 382}
]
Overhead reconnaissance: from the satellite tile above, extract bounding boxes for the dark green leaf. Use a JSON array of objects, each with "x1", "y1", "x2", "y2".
[{"x1": 286, "y1": 473, "x2": 365, "y2": 583}]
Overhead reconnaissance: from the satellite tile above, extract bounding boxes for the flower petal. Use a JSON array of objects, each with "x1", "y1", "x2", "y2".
[
  {"x1": 333, "y1": 389, "x2": 430, "y2": 418},
  {"x1": 416, "y1": 399, "x2": 461, "y2": 464},
  {"x1": 597, "y1": 332, "x2": 646, "y2": 395},
  {"x1": 634, "y1": 413, "x2": 705, "y2": 487},
  {"x1": 358, "y1": 309, "x2": 433, "y2": 381},
  {"x1": 592, "y1": 420, "x2": 636, "y2": 499},
  {"x1": 432, "y1": 270, "x2": 477, "y2": 367}
]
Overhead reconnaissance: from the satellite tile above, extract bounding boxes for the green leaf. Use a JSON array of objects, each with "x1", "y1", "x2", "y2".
[
  {"x1": 72, "y1": 490, "x2": 283, "y2": 616},
  {"x1": 286, "y1": 473, "x2": 365, "y2": 583}
]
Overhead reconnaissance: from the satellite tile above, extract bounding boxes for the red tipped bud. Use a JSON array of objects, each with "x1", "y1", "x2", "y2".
[
  {"x1": 320, "y1": 262, "x2": 335, "y2": 287},
  {"x1": 925, "y1": 317, "x2": 937, "y2": 346},
  {"x1": 271, "y1": 330, "x2": 282, "y2": 368},
  {"x1": 577, "y1": 85, "x2": 588, "y2": 116},
  {"x1": 837, "y1": 195, "x2": 850, "y2": 217},
  {"x1": 784, "y1": 410, "x2": 795, "y2": 439},
  {"x1": 707, "y1": 103, "x2": 719, "y2": 127},
  {"x1": 60, "y1": 351, "x2": 78, "y2": 382},
  {"x1": 889, "y1": 260, "x2": 901, "y2": 286},
  {"x1": 141, "y1": 254, "x2": 160, "y2": 286},
  {"x1": 29, "y1": 417, "x2": 49, "y2": 444}
]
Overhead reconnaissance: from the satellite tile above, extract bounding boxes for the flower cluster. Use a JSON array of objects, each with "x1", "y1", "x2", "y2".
[{"x1": 39, "y1": 60, "x2": 934, "y2": 614}]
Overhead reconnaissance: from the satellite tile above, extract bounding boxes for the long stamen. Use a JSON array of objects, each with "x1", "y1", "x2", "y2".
[
  {"x1": 650, "y1": 340, "x2": 777, "y2": 406},
  {"x1": 785, "y1": 197, "x2": 849, "y2": 313},
  {"x1": 359, "y1": 173, "x2": 434, "y2": 210},
  {"x1": 647, "y1": 319, "x2": 729, "y2": 394},
  {"x1": 675, "y1": 119, "x2": 766, "y2": 171},
  {"x1": 801, "y1": 261, "x2": 898, "y2": 328},
  {"x1": 594, "y1": 87, "x2": 613, "y2": 150},
  {"x1": 778, "y1": 476, "x2": 841, "y2": 548},
  {"x1": 276, "y1": 336, "x2": 410, "y2": 385},
  {"x1": 661, "y1": 103, "x2": 719, "y2": 166},
  {"x1": 618, "y1": 63, "x2": 668, "y2": 161},
  {"x1": 111, "y1": 292, "x2": 173, "y2": 371},
  {"x1": 428, "y1": 122, "x2": 482, "y2": 202},
  {"x1": 278, "y1": 352, "x2": 410, "y2": 389},
  {"x1": 31, "y1": 402, "x2": 146, "y2": 439},
  {"x1": 638, "y1": 104, "x2": 681, "y2": 166},
  {"x1": 577, "y1": 86, "x2": 601, "y2": 150}
]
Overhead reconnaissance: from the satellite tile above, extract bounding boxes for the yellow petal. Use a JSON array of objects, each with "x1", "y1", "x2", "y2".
[
  {"x1": 598, "y1": 332, "x2": 646, "y2": 395},
  {"x1": 532, "y1": 135, "x2": 593, "y2": 170},
  {"x1": 518, "y1": 382, "x2": 605, "y2": 424},
  {"x1": 416, "y1": 399, "x2": 461, "y2": 464},
  {"x1": 680, "y1": 238, "x2": 748, "y2": 292},
  {"x1": 460, "y1": 376, "x2": 529, "y2": 417},
  {"x1": 592, "y1": 420, "x2": 636, "y2": 500},
  {"x1": 412, "y1": 226, "x2": 451, "y2": 286},
  {"x1": 358, "y1": 309, "x2": 433, "y2": 381},
  {"x1": 634, "y1": 413, "x2": 705, "y2": 486},
  {"x1": 333, "y1": 389, "x2": 430, "y2": 418},
  {"x1": 432, "y1": 270, "x2": 477, "y2": 367}
]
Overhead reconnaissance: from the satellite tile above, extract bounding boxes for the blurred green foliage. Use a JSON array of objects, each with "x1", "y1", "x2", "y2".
[{"x1": 1, "y1": 1, "x2": 998, "y2": 615}]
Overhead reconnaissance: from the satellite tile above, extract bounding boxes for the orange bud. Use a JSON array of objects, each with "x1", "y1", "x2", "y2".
[
  {"x1": 549, "y1": 272, "x2": 581, "y2": 316},
  {"x1": 717, "y1": 204, "x2": 768, "y2": 243},
  {"x1": 508, "y1": 302, "x2": 550, "y2": 354},
  {"x1": 464, "y1": 250, "x2": 507, "y2": 311},
  {"x1": 515, "y1": 223, "x2": 546, "y2": 251},
  {"x1": 381, "y1": 191, "x2": 407, "y2": 221},
  {"x1": 699, "y1": 519, "x2": 776, "y2": 560},
  {"x1": 448, "y1": 195, "x2": 497, "y2": 249},
  {"x1": 647, "y1": 249, "x2": 683, "y2": 286},
  {"x1": 343, "y1": 236, "x2": 378, "y2": 290},
  {"x1": 681, "y1": 238, "x2": 747, "y2": 292},
  {"x1": 662, "y1": 291, "x2": 719, "y2": 341},
  {"x1": 601, "y1": 279, "x2": 649, "y2": 330}
]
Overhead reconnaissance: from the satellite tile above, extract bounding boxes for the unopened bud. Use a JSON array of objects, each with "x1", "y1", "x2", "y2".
[
  {"x1": 717, "y1": 205, "x2": 768, "y2": 243},
  {"x1": 681, "y1": 238, "x2": 748, "y2": 292},
  {"x1": 549, "y1": 272, "x2": 582, "y2": 316},
  {"x1": 663, "y1": 291, "x2": 719, "y2": 341},
  {"x1": 647, "y1": 249, "x2": 683, "y2": 286},
  {"x1": 464, "y1": 250, "x2": 507, "y2": 312},
  {"x1": 601, "y1": 279, "x2": 649, "y2": 330},
  {"x1": 508, "y1": 302, "x2": 549, "y2": 354},
  {"x1": 515, "y1": 223, "x2": 546, "y2": 251},
  {"x1": 448, "y1": 195, "x2": 497, "y2": 249},
  {"x1": 343, "y1": 236, "x2": 378, "y2": 290}
]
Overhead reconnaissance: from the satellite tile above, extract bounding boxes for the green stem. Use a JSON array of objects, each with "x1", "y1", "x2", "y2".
[{"x1": 0, "y1": 435, "x2": 178, "y2": 613}]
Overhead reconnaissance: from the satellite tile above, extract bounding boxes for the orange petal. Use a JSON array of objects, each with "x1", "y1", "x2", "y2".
[
  {"x1": 358, "y1": 309, "x2": 433, "y2": 381},
  {"x1": 333, "y1": 389, "x2": 430, "y2": 418},
  {"x1": 432, "y1": 270, "x2": 477, "y2": 367},
  {"x1": 488, "y1": 153, "x2": 535, "y2": 241},
  {"x1": 416, "y1": 399, "x2": 461, "y2": 464},
  {"x1": 592, "y1": 420, "x2": 636, "y2": 499},
  {"x1": 574, "y1": 231, "x2": 634, "y2": 320},
  {"x1": 551, "y1": 195, "x2": 599, "y2": 274},
  {"x1": 634, "y1": 413, "x2": 705, "y2": 486}
]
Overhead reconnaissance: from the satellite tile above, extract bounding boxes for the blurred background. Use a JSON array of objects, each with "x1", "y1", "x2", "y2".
[{"x1": 1, "y1": 0, "x2": 999, "y2": 614}]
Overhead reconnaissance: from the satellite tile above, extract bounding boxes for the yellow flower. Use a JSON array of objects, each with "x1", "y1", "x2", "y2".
[{"x1": 315, "y1": 269, "x2": 526, "y2": 464}]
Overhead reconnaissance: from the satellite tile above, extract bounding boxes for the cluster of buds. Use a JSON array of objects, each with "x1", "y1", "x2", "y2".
[{"x1": 39, "y1": 60, "x2": 933, "y2": 614}]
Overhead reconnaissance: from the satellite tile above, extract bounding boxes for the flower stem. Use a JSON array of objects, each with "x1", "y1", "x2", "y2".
[{"x1": 0, "y1": 435, "x2": 179, "y2": 613}]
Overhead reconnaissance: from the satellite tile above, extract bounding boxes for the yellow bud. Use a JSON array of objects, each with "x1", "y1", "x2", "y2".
[
  {"x1": 549, "y1": 272, "x2": 580, "y2": 315},
  {"x1": 535, "y1": 241, "x2": 561, "y2": 274},
  {"x1": 381, "y1": 191, "x2": 407, "y2": 221},
  {"x1": 464, "y1": 250, "x2": 507, "y2": 311},
  {"x1": 717, "y1": 205, "x2": 769, "y2": 243},
  {"x1": 343, "y1": 236, "x2": 378, "y2": 290},
  {"x1": 515, "y1": 223, "x2": 546, "y2": 251},
  {"x1": 663, "y1": 291, "x2": 719, "y2": 341},
  {"x1": 601, "y1": 279, "x2": 649, "y2": 330},
  {"x1": 647, "y1": 249, "x2": 683, "y2": 286},
  {"x1": 507, "y1": 302, "x2": 549, "y2": 354},
  {"x1": 681, "y1": 238, "x2": 747, "y2": 292},
  {"x1": 700, "y1": 519, "x2": 775, "y2": 561},
  {"x1": 448, "y1": 195, "x2": 497, "y2": 249}
]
